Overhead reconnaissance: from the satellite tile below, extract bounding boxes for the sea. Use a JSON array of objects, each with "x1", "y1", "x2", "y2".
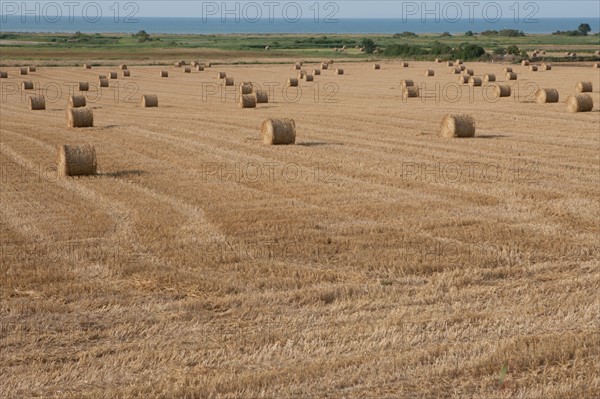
[{"x1": 1, "y1": 16, "x2": 598, "y2": 35}]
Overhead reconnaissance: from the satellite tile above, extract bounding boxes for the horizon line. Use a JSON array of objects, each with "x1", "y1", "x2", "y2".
[{"x1": 1, "y1": 16, "x2": 596, "y2": 19}]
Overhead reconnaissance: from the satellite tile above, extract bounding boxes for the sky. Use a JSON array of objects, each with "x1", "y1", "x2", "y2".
[{"x1": 5, "y1": 1, "x2": 600, "y2": 18}]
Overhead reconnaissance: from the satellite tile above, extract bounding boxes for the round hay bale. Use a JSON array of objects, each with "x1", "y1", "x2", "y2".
[
  {"x1": 465, "y1": 68, "x2": 474, "y2": 76},
  {"x1": 506, "y1": 72, "x2": 517, "y2": 80},
  {"x1": 459, "y1": 65, "x2": 466, "y2": 71},
  {"x1": 373, "y1": 64, "x2": 381, "y2": 70},
  {"x1": 57, "y1": 145, "x2": 97, "y2": 177},
  {"x1": 403, "y1": 86, "x2": 419, "y2": 99},
  {"x1": 401, "y1": 62, "x2": 409, "y2": 67},
  {"x1": 576, "y1": 81, "x2": 593, "y2": 93},
  {"x1": 450, "y1": 67, "x2": 461, "y2": 74},
  {"x1": 593, "y1": 63, "x2": 600, "y2": 69},
  {"x1": 294, "y1": 63, "x2": 302, "y2": 70},
  {"x1": 541, "y1": 64, "x2": 552, "y2": 71},
  {"x1": 521, "y1": 60, "x2": 530, "y2": 66},
  {"x1": 483, "y1": 74, "x2": 496, "y2": 82},
  {"x1": 196, "y1": 65, "x2": 205, "y2": 71},
  {"x1": 69, "y1": 95, "x2": 86, "y2": 108},
  {"x1": 400, "y1": 80, "x2": 414, "y2": 89},
  {"x1": 109, "y1": 72, "x2": 117, "y2": 79},
  {"x1": 328, "y1": 59, "x2": 334, "y2": 65},
  {"x1": 435, "y1": 58, "x2": 441, "y2": 63},
  {"x1": 141, "y1": 94, "x2": 158, "y2": 108},
  {"x1": 120, "y1": 64, "x2": 127, "y2": 70},
  {"x1": 191, "y1": 61, "x2": 198, "y2": 67},
  {"x1": 28, "y1": 66, "x2": 36, "y2": 72},
  {"x1": 184, "y1": 67, "x2": 191, "y2": 73},
  {"x1": 446, "y1": 61, "x2": 454, "y2": 67},
  {"x1": 261, "y1": 119, "x2": 296, "y2": 145},
  {"x1": 335, "y1": 69, "x2": 344, "y2": 75},
  {"x1": 255, "y1": 90, "x2": 269, "y2": 103},
  {"x1": 468, "y1": 77, "x2": 482, "y2": 87},
  {"x1": 20, "y1": 68, "x2": 28, "y2": 75},
  {"x1": 174, "y1": 61, "x2": 182, "y2": 67},
  {"x1": 0, "y1": 71, "x2": 8, "y2": 78},
  {"x1": 297, "y1": 71, "x2": 305, "y2": 79},
  {"x1": 179, "y1": 60, "x2": 186, "y2": 66},
  {"x1": 535, "y1": 88, "x2": 559, "y2": 103},
  {"x1": 29, "y1": 96, "x2": 45, "y2": 110},
  {"x1": 217, "y1": 72, "x2": 227, "y2": 79},
  {"x1": 321, "y1": 63, "x2": 329, "y2": 70},
  {"x1": 458, "y1": 75, "x2": 469, "y2": 84},
  {"x1": 239, "y1": 94, "x2": 257, "y2": 109},
  {"x1": 160, "y1": 70, "x2": 168, "y2": 78},
  {"x1": 494, "y1": 84, "x2": 512, "y2": 98},
  {"x1": 566, "y1": 94, "x2": 593, "y2": 113},
  {"x1": 78, "y1": 82, "x2": 89, "y2": 91},
  {"x1": 287, "y1": 78, "x2": 299, "y2": 87},
  {"x1": 224, "y1": 77, "x2": 234, "y2": 86},
  {"x1": 313, "y1": 69, "x2": 321, "y2": 75},
  {"x1": 424, "y1": 69, "x2": 434, "y2": 77},
  {"x1": 123, "y1": 70, "x2": 130, "y2": 77},
  {"x1": 440, "y1": 114, "x2": 476, "y2": 138},
  {"x1": 66, "y1": 107, "x2": 94, "y2": 128},
  {"x1": 206, "y1": 62, "x2": 212, "y2": 67},
  {"x1": 83, "y1": 64, "x2": 92, "y2": 69},
  {"x1": 240, "y1": 84, "x2": 253, "y2": 95},
  {"x1": 304, "y1": 74, "x2": 314, "y2": 82},
  {"x1": 98, "y1": 74, "x2": 107, "y2": 79},
  {"x1": 529, "y1": 65, "x2": 538, "y2": 72},
  {"x1": 22, "y1": 81, "x2": 33, "y2": 90},
  {"x1": 456, "y1": 59, "x2": 464, "y2": 65},
  {"x1": 98, "y1": 78, "x2": 109, "y2": 87},
  {"x1": 503, "y1": 67, "x2": 513, "y2": 73}
]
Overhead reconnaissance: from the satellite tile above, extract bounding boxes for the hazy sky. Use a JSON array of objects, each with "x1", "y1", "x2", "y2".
[{"x1": 8, "y1": 1, "x2": 600, "y2": 18}]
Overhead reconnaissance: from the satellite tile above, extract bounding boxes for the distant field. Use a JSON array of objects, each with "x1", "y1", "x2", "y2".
[
  {"x1": 1, "y1": 31, "x2": 599, "y2": 64},
  {"x1": 1, "y1": 56, "x2": 599, "y2": 397}
]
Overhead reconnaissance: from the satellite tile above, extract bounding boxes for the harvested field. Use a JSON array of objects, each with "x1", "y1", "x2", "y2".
[{"x1": 1, "y1": 60, "x2": 599, "y2": 399}]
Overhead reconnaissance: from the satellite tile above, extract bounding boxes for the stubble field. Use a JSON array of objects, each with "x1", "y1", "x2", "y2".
[{"x1": 1, "y1": 59, "x2": 599, "y2": 398}]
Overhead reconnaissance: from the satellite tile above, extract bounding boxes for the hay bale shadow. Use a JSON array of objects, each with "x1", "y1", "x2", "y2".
[
  {"x1": 94, "y1": 124, "x2": 119, "y2": 130},
  {"x1": 477, "y1": 134, "x2": 509, "y2": 139},
  {"x1": 297, "y1": 141, "x2": 343, "y2": 147},
  {"x1": 101, "y1": 170, "x2": 145, "y2": 178}
]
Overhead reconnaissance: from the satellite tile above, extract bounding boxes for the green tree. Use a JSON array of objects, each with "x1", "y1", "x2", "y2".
[
  {"x1": 578, "y1": 23, "x2": 591, "y2": 36},
  {"x1": 134, "y1": 30, "x2": 148, "y2": 37},
  {"x1": 506, "y1": 45, "x2": 520, "y2": 55},
  {"x1": 465, "y1": 30, "x2": 474, "y2": 37},
  {"x1": 361, "y1": 38, "x2": 376, "y2": 54},
  {"x1": 454, "y1": 44, "x2": 486, "y2": 60},
  {"x1": 134, "y1": 30, "x2": 150, "y2": 42}
]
